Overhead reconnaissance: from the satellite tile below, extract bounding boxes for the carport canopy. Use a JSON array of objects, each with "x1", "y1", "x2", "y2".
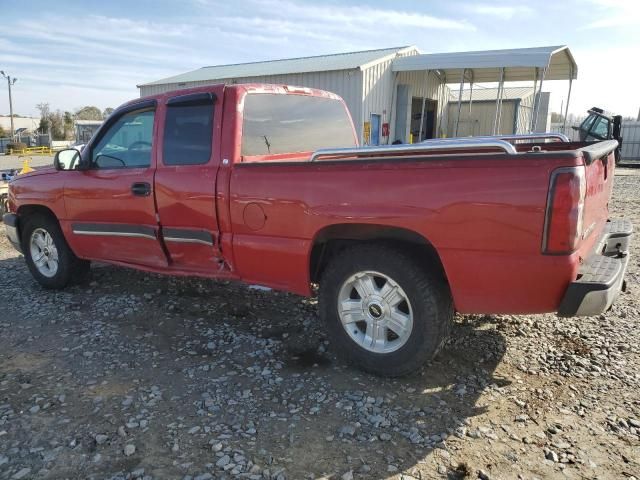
[
  {"x1": 392, "y1": 45, "x2": 578, "y2": 138},
  {"x1": 391, "y1": 45, "x2": 577, "y2": 82}
]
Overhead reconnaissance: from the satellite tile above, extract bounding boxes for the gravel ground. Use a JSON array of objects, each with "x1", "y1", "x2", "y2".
[{"x1": 0, "y1": 168, "x2": 639, "y2": 480}]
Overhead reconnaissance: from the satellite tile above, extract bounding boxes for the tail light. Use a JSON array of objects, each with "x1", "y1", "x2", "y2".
[{"x1": 542, "y1": 166, "x2": 586, "y2": 254}]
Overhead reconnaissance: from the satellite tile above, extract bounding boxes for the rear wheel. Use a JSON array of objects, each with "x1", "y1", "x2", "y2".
[
  {"x1": 21, "y1": 214, "x2": 90, "y2": 289},
  {"x1": 319, "y1": 244, "x2": 453, "y2": 377}
]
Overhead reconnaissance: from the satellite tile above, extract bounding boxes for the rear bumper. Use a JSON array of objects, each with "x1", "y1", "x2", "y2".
[
  {"x1": 558, "y1": 219, "x2": 633, "y2": 317},
  {"x1": 3, "y1": 213, "x2": 22, "y2": 253}
]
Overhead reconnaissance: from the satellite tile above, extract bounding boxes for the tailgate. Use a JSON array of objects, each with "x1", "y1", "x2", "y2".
[{"x1": 579, "y1": 140, "x2": 618, "y2": 247}]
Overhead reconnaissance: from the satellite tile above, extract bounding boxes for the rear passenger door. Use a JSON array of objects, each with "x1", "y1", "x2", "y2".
[{"x1": 154, "y1": 90, "x2": 224, "y2": 272}]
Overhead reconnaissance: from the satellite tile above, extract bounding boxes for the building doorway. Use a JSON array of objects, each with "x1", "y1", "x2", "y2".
[
  {"x1": 410, "y1": 98, "x2": 437, "y2": 141},
  {"x1": 370, "y1": 114, "x2": 381, "y2": 146}
]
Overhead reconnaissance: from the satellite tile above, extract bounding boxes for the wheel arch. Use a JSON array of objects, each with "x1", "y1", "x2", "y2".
[
  {"x1": 16, "y1": 203, "x2": 90, "y2": 288},
  {"x1": 15, "y1": 204, "x2": 60, "y2": 242},
  {"x1": 308, "y1": 223, "x2": 451, "y2": 297}
]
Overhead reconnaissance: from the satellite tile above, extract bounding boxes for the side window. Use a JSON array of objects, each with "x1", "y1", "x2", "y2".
[
  {"x1": 163, "y1": 103, "x2": 214, "y2": 165},
  {"x1": 579, "y1": 114, "x2": 596, "y2": 133},
  {"x1": 92, "y1": 109, "x2": 155, "y2": 169},
  {"x1": 589, "y1": 117, "x2": 610, "y2": 139}
]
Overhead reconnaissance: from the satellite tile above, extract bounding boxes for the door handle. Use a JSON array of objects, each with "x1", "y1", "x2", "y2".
[{"x1": 131, "y1": 182, "x2": 151, "y2": 197}]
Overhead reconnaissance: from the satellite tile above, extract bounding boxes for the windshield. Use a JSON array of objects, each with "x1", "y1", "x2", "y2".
[
  {"x1": 579, "y1": 114, "x2": 597, "y2": 133},
  {"x1": 241, "y1": 93, "x2": 356, "y2": 158}
]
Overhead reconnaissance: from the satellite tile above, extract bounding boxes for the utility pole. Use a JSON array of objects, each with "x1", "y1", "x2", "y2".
[{"x1": 1, "y1": 71, "x2": 17, "y2": 139}]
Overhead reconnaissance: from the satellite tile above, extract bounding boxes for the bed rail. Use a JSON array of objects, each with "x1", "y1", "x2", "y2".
[
  {"x1": 436, "y1": 133, "x2": 570, "y2": 143},
  {"x1": 310, "y1": 138, "x2": 517, "y2": 162}
]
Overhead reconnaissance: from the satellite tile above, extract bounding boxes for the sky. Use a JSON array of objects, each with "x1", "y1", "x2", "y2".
[{"x1": 1, "y1": 0, "x2": 639, "y2": 119}]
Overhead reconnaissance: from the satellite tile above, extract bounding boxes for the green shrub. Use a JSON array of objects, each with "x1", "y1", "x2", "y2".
[{"x1": 6, "y1": 142, "x2": 27, "y2": 153}]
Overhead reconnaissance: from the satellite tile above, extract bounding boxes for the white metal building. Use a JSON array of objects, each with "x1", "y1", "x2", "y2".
[
  {"x1": 138, "y1": 46, "x2": 448, "y2": 145},
  {"x1": 446, "y1": 87, "x2": 551, "y2": 137},
  {"x1": 74, "y1": 120, "x2": 103, "y2": 144},
  {"x1": 0, "y1": 115, "x2": 40, "y2": 134},
  {"x1": 139, "y1": 45, "x2": 576, "y2": 145}
]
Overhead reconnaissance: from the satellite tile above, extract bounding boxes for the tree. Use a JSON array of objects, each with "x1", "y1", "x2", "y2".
[
  {"x1": 34, "y1": 103, "x2": 76, "y2": 140},
  {"x1": 49, "y1": 110, "x2": 65, "y2": 140},
  {"x1": 36, "y1": 102, "x2": 51, "y2": 134},
  {"x1": 550, "y1": 112, "x2": 564, "y2": 123},
  {"x1": 103, "y1": 107, "x2": 114, "y2": 119},
  {"x1": 63, "y1": 111, "x2": 74, "y2": 140},
  {"x1": 0, "y1": 125, "x2": 6, "y2": 138},
  {"x1": 75, "y1": 106, "x2": 103, "y2": 121}
]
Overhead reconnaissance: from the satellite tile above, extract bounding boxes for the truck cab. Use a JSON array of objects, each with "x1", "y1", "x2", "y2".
[
  {"x1": 575, "y1": 107, "x2": 623, "y2": 163},
  {"x1": 3, "y1": 84, "x2": 632, "y2": 377}
]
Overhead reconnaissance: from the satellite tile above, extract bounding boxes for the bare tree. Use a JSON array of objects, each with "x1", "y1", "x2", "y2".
[
  {"x1": 36, "y1": 102, "x2": 51, "y2": 134},
  {"x1": 75, "y1": 106, "x2": 103, "y2": 121}
]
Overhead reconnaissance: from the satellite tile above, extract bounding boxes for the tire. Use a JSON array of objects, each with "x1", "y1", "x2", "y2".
[
  {"x1": 20, "y1": 214, "x2": 90, "y2": 289},
  {"x1": 319, "y1": 244, "x2": 453, "y2": 377}
]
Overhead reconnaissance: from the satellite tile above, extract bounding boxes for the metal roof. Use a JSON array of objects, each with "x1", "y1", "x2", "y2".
[
  {"x1": 392, "y1": 45, "x2": 577, "y2": 83},
  {"x1": 139, "y1": 46, "x2": 416, "y2": 87},
  {"x1": 74, "y1": 120, "x2": 103, "y2": 126},
  {"x1": 450, "y1": 87, "x2": 535, "y2": 102}
]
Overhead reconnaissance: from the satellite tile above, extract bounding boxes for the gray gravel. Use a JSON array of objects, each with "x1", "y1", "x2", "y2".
[{"x1": 1, "y1": 168, "x2": 639, "y2": 479}]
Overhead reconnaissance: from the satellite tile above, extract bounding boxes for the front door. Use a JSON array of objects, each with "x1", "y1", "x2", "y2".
[
  {"x1": 410, "y1": 98, "x2": 437, "y2": 141},
  {"x1": 424, "y1": 109, "x2": 435, "y2": 140},
  {"x1": 370, "y1": 114, "x2": 381, "y2": 146},
  {"x1": 62, "y1": 102, "x2": 168, "y2": 268},
  {"x1": 154, "y1": 90, "x2": 224, "y2": 272}
]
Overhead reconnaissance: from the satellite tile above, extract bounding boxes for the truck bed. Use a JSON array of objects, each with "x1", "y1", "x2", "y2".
[{"x1": 229, "y1": 139, "x2": 618, "y2": 314}]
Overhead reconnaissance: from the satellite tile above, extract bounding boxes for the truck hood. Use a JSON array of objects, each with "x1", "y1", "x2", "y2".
[{"x1": 12, "y1": 166, "x2": 57, "y2": 180}]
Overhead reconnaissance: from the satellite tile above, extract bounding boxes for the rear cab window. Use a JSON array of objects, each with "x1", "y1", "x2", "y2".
[{"x1": 241, "y1": 92, "x2": 356, "y2": 162}]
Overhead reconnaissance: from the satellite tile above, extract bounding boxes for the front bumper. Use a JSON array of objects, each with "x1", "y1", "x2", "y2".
[
  {"x1": 558, "y1": 219, "x2": 633, "y2": 317},
  {"x1": 3, "y1": 213, "x2": 22, "y2": 253}
]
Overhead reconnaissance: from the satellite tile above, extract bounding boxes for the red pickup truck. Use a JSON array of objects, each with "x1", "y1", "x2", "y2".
[{"x1": 3, "y1": 83, "x2": 632, "y2": 376}]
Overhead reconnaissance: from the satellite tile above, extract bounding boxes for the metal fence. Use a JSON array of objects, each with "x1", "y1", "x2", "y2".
[
  {"x1": 0, "y1": 134, "x2": 51, "y2": 154},
  {"x1": 550, "y1": 122, "x2": 640, "y2": 161},
  {"x1": 620, "y1": 121, "x2": 640, "y2": 161},
  {"x1": 548, "y1": 123, "x2": 579, "y2": 141}
]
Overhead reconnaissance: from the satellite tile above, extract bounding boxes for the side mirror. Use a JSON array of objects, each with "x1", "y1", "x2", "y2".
[{"x1": 54, "y1": 148, "x2": 82, "y2": 171}]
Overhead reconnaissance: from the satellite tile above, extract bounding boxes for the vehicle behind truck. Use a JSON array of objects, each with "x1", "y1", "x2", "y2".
[
  {"x1": 3, "y1": 84, "x2": 632, "y2": 376},
  {"x1": 1, "y1": 169, "x2": 17, "y2": 217},
  {"x1": 574, "y1": 107, "x2": 623, "y2": 164}
]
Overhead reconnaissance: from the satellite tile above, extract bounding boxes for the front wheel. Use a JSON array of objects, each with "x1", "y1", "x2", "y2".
[
  {"x1": 21, "y1": 214, "x2": 90, "y2": 289},
  {"x1": 319, "y1": 244, "x2": 453, "y2": 377}
]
